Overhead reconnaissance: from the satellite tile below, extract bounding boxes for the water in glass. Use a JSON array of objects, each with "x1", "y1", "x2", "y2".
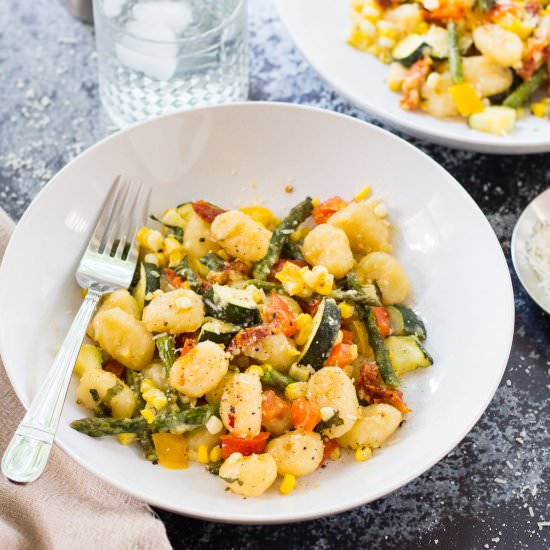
[{"x1": 94, "y1": 0, "x2": 248, "y2": 127}]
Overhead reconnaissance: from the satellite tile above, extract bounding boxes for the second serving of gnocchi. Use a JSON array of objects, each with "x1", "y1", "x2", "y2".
[{"x1": 71, "y1": 189, "x2": 433, "y2": 497}]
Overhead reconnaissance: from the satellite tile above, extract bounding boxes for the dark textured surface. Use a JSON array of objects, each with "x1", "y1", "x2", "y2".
[{"x1": 1, "y1": 1, "x2": 548, "y2": 549}]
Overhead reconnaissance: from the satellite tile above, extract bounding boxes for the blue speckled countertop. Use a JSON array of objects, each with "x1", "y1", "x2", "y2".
[{"x1": 0, "y1": 1, "x2": 548, "y2": 548}]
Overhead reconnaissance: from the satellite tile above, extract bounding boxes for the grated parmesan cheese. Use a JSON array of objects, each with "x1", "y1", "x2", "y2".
[{"x1": 524, "y1": 221, "x2": 550, "y2": 299}]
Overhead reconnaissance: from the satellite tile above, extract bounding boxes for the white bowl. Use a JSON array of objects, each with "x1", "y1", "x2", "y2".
[
  {"x1": 0, "y1": 103, "x2": 514, "y2": 523},
  {"x1": 275, "y1": 0, "x2": 550, "y2": 154}
]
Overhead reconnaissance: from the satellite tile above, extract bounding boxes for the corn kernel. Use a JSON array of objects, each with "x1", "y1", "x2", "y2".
[
  {"x1": 295, "y1": 313, "x2": 314, "y2": 346},
  {"x1": 320, "y1": 406, "x2": 336, "y2": 422},
  {"x1": 311, "y1": 197, "x2": 320, "y2": 207},
  {"x1": 339, "y1": 302, "x2": 355, "y2": 319},
  {"x1": 141, "y1": 409, "x2": 155, "y2": 424},
  {"x1": 374, "y1": 202, "x2": 388, "y2": 217},
  {"x1": 210, "y1": 445, "x2": 222, "y2": 462},
  {"x1": 161, "y1": 208, "x2": 186, "y2": 228},
  {"x1": 239, "y1": 205, "x2": 280, "y2": 230},
  {"x1": 141, "y1": 379, "x2": 168, "y2": 410},
  {"x1": 279, "y1": 473, "x2": 296, "y2": 495},
  {"x1": 355, "y1": 446, "x2": 373, "y2": 462},
  {"x1": 168, "y1": 250, "x2": 185, "y2": 267},
  {"x1": 359, "y1": 19, "x2": 376, "y2": 37},
  {"x1": 354, "y1": 185, "x2": 371, "y2": 202},
  {"x1": 531, "y1": 99, "x2": 549, "y2": 118},
  {"x1": 285, "y1": 381, "x2": 308, "y2": 401},
  {"x1": 197, "y1": 445, "x2": 210, "y2": 464},
  {"x1": 415, "y1": 21, "x2": 429, "y2": 34},
  {"x1": 80, "y1": 288, "x2": 88, "y2": 298},
  {"x1": 206, "y1": 416, "x2": 223, "y2": 435},
  {"x1": 164, "y1": 236, "x2": 183, "y2": 255},
  {"x1": 117, "y1": 433, "x2": 137, "y2": 445},
  {"x1": 497, "y1": 14, "x2": 534, "y2": 40},
  {"x1": 246, "y1": 365, "x2": 265, "y2": 377}
]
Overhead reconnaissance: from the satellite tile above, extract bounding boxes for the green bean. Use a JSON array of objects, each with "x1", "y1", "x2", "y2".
[
  {"x1": 447, "y1": 22, "x2": 463, "y2": 85},
  {"x1": 261, "y1": 368, "x2": 297, "y2": 390}
]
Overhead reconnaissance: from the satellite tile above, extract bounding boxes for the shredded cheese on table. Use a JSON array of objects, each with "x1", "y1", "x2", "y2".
[{"x1": 524, "y1": 221, "x2": 550, "y2": 300}]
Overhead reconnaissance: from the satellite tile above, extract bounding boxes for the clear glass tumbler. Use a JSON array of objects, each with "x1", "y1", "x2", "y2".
[{"x1": 92, "y1": 0, "x2": 248, "y2": 127}]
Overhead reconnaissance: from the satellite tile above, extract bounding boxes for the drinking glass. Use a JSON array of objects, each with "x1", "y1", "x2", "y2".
[{"x1": 93, "y1": 0, "x2": 248, "y2": 127}]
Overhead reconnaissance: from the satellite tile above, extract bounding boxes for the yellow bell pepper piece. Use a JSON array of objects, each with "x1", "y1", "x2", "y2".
[
  {"x1": 239, "y1": 205, "x2": 280, "y2": 230},
  {"x1": 152, "y1": 433, "x2": 189, "y2": 469},
  {"x1": 449, "y1": 83, "x2": 484, "y2": 116}
]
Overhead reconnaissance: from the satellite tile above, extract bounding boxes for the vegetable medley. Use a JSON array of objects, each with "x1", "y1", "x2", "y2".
[
  {"x1": 348, "y1": 0, "x2": 550, "y2": 135},
  {"x1": 71, "y1": 189, "x2": 433, "y2": 497}
]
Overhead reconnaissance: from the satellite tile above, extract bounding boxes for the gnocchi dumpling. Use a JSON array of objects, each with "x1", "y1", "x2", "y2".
[
  {"x1": 302, "y1": 224, "x2": 354, "y2": 279},
  {"x1": 92, "y1": 307, "x2": 154, "y2": 370},
  {"x1": 220, "y1": 372, "x2": 262, "y2": 437},
  {"x1": 421, "y1": 72, "x2": 458, "y2": 118},
  {"x1": 338, "y1": 404, "x2": 402, "y2": 449},
  {"x1": 356, "y1": 251, "x2": 411, "y2": 305},
  {"x1": 87, "y1": 289, "x2": 139, "y2": 340},
  {"x1": 472, "y1": 24, "x2": 523, "y2": 68},
  {"x1": 183, "y1": 210, "x2": 220, "y2": 258},
  {"x1": 239, "y1": 333, "x2": 299, "y2": 372},
  {"x1": 462, "y1": 56, "x2": 513, "y2": 98},
  {"x1": 211, "y1": 210, "x2": 272, "y2": 262},
  {"x1": 219, "y1": 453, "x2": 278, "y2": 497},
  {"x1": 329, "y1": 202, "x2": 391, "y2": 255},
  {"x1": 205, "y1": 370, "x2": 237, "y2": 404},
  {"x1": 169, "y1": 340, "x2": 229, "y2": 398},
  {"x1": 307, "y1": 366, "x2": 358, "y2": 438},
  {"x1": 142, "y1": 288, "x2": 204, "y2": 334},
  {"x1": 76, "y1": 368, "x2": 136, "y2": 418},
  {"x1": 266, "y1": 430, "x2": 324, "y2": 476}
]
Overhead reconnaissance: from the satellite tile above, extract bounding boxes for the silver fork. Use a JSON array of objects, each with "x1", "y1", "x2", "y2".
[{"x1": 1, "y1": 177, "x2": 151, "y2": 484}]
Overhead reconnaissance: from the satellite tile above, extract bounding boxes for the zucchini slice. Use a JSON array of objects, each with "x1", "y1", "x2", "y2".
[
  {"x1": 298, "y1": 298, "x2": 341, "y2": 370},
  {"x1": 384, "y1": 335, "x2": 433, "y2": 376},
  {"x1": 392, "y1": 34, "x2": 431, "y2": 66},
  {"x1": 204, "y1": 284, "x2": 261, "y2": 327},
  {"x1": 132, "y1": 261, "x2": 161, "y2": 313},
  {"x1": 425, "y1": 25, "x2": 449, "y2": 60},
  {"x1": 387, "y1": 305, "x2": 427, "y2": 340},
  {"x1": 199, "y1": 318, "x2": 241, "y2": 346},
  {"x1": 175, "y1": 202, "x2": 194, "y2": 225},
  {"x1": 468, "y1": 106, "x2": 516, "y2": 135}
]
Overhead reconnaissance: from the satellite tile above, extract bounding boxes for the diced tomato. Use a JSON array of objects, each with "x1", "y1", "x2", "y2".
[
  {"x1": 102, "y1": 360, "x2": 125, "y2": 380},
  {"x1": 422, "y1": 4, "x2": 464, "y2": 22},
  {"x1": 290, "y1": 398, "x2": 321, "y2": 432},
  {"x1": 525, "y1": 1, "x2": 542, "y2": 15},
  {"x1": 488, "y1": 0, "x2": 521, "y2": 21},
  {"x1": 191, "y1": 200, "x2": 226, "y2": 223},
  {"x1": 180, "y1": 338, "x2": 196, "y2": 357},
  {"x1": 322, "y1": 437, "x2": 339, "y2": 462},
  {"x1": 544, "y1": 45, "x2": 550, "y2": 76},
  {"x1": 224, "y1": 260, "x2": 250, "y2": 275},
  {"x1": 262, "y1": 390, "x2": 291, "y2": 423},
  {"x1": 341, "y1": 329, "x2": 354, "y2": 345},
  {"x1": 268, "y1": 259, "x2": 307, "y2": 281},
  {"x1": 300, "y1": 298, "x2": 321, "y2": 316},
  {"x1": 356, "y1": 380, "x2": 411, "y2": 414},
  {"x1": 227, "y1": 326, "x2": 272, "y2": 354},
  {"x1": 220, "y1": 432, "x2": 271, "y2": 459},
  {"x1": 324, "y1": 342, "x2": 356, "y2": 367},
  {"x1": 400, "y1": 56, "x2": 432, "y2": 110},
  {"x1": 312, "y1": 196, "x2": 348, "y2": 224},
  {"x1": 264, "y1": 292, "x2": 298, "y2": 337},
  {"x1": 358, "y1": 363, "x2": 380, "y2": 386},
  {"x1": 372, "y1": 307, "x2": 392, "y2": 337},
  {"x1": 164, "y1": 268, "x2": 184, "y2": 288}
]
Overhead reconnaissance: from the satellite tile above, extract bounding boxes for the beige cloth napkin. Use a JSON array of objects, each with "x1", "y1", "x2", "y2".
[{"x1": 0, "y1": 207, "x2": 172, "y2": 550}]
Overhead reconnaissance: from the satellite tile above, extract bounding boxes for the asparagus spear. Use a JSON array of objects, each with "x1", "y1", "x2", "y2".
[
  {"x1": 243, "y1": 279, "x2": 381, "y2": 305},
  {"x1": 261, "y1": 368, "x2": 297, "y2": 390},
  {"x1": 281, "y1": 240, "x2": 306, "y2": 262},
  {"x1": 252, "y1": 198, "x2": 313, "y2": 280},
  {"x1": 199, "y1": 252, "x2": 225, "y2": 272},
  {"x1": 475, "y1": 0, "x2": 495, "y2": 13},
  {"x1": 503, "y1": 66, "x2": 548, "y2": 108},
  {"x1": 71, "y1": 404, "x2": 219, "y2": 437},
  {"x1": 447, "y1": 22, "x2": 463, "y2": 85},
  {"x1": 346, "y1": 272, "x2": 399, "y2": 388}
]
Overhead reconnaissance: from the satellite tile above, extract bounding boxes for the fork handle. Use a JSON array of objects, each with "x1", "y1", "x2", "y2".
[{"x1": 1, "y1": 288, "x2": 102, "y2": 484}]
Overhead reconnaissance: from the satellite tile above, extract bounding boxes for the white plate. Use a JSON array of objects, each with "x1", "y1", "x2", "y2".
[
  {"x1": 0, "y1": 103, "x2": 514, "y2": 523},
  {"x1": 511, "y1": 188, "x2": 550, "y2": 313},
  {"x1": 275, "y1": 0, "x2": 550, "y2": 154}
]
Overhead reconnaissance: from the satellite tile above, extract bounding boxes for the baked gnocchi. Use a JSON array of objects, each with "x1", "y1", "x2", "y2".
[{"x1": 72, "y1": 193, "x2": 432, "y2": 497}]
